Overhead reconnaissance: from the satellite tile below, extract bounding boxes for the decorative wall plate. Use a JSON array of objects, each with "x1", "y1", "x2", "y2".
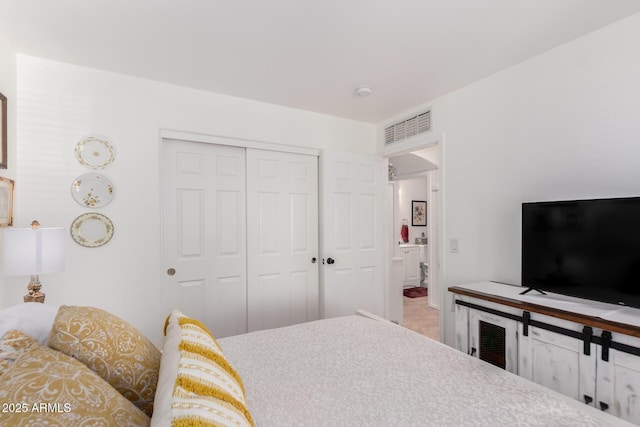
[
  {"x1": 70, "y1": 213, "x2": 114, "y2": 248},
  {"x1": 74, "y1": 135, "x2": 116, "y2": 170},
  {"x1": 71, "y1": 173, "x2": 114, "y2": 208}
]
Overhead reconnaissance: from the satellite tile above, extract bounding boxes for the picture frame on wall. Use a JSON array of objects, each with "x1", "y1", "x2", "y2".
[
  {"x1": 412, "y1": 200, "x2": 427, "y2": 226},
  {"x1": 0, "y1": 92, "x2": 6, "y2": 169},
  {"x1": 0, "y1": 176, "x2": 14, "y2": 226}
]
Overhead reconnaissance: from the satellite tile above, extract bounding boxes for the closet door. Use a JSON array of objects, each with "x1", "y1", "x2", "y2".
[
  {"x1": 246, "y1": 149, "x2": 319, "y2": 331},
  {"x1": 162, "y1": 139, "x2": 247, "y2": 338}
]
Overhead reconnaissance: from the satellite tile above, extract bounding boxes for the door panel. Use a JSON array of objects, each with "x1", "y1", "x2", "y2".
[
  {"x1": 177, "y1": 189, "x2": 204, "y2": 256},
  {"x1": 162, "y1": 139, "x2": 247, "y2": 338},
  {"x1": 597, "y1": 344, "x2": 640, "y2": 423},
  {"x1": 321, "y1": 151, "x2": 386, "y2": 318},
  {"x1": 519, "y1": 326, "x2": 596, "y2": 403},
  {"x1": 468, "y1": 309, "x2": 518, "y2": 374},
  {"x1": 247, "y1": 149, "x2": 319, "y2": 331}
]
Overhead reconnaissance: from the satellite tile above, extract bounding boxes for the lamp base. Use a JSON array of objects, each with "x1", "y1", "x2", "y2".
[
  {"x1": 24, "y1": 292, "x2": 45, "y2": 303},
  {"x1": 24, "y1": 275, "x2": 45, "y2": 303}
]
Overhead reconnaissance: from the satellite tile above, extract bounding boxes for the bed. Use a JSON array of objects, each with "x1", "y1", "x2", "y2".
[
  {"x1": 0, "y1": 304, "x2": 634, "y2": 426},
  {"x1": 219, "y1": 311, "x2": 632, "y2": 426}
]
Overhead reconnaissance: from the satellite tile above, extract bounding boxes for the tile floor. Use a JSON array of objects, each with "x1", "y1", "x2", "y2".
[{"x1": 403, "y1": 294, "x2": 440, "y2": 341}]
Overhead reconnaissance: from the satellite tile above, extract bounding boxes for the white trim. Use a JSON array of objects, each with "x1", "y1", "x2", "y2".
[
  {"x1": 392, "y1": 170, "x2": 431, "y2": 181},
  {"x1": 438, "y1": 133, "x2": 448, "y2": 344},
  {"x1": 377, "y1": 131, "x2": 442, "y2": 157},
  {"x1": 160, "y1": 129, "x2": 320, "y2": 156}
]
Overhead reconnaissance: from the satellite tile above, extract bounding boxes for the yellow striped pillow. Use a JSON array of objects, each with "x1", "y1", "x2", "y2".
[{"x1": 151, "y1": 310, "x2": 253, "y2": 427}]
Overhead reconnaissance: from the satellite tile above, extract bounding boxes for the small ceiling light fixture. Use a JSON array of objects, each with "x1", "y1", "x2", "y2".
[{"x1": 355, "y1": 84, "x2": 373, "y2": 97}]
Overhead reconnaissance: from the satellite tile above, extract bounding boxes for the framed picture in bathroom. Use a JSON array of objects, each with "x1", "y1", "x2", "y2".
[{"x1": 412, "y1": 200, "x2": 427, "y2": 226}]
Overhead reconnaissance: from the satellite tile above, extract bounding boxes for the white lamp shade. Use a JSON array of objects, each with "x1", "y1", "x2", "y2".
[{"x1": 3, "y1": 227, "x2": 65, "y2": 275}]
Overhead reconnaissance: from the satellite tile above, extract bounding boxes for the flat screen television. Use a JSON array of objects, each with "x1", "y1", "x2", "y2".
[{"x1": 521, "y1": 196, "x2": 640, "y2": 308}]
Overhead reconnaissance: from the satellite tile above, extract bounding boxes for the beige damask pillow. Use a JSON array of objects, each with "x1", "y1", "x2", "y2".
[
  {"x1": 0, "y1": 343, "x2": 150, "y2": 426},
  {"x1": 47, "y1": 306, "x2": 161, "y2": 417},
  {"x1": 0, "y1": 329, "x2": 40, "y2": 375}
]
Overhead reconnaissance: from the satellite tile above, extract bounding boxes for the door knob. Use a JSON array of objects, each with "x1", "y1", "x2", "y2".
[
  {"x1": 311, "y1": 257, "x2": 317, "y2": 263},
  {"x1": 167, "y1": 268, "x2": 176, "y2": 276},
  {"x1": 327, "y1": 257, "x2": 335, "y2": 265}
]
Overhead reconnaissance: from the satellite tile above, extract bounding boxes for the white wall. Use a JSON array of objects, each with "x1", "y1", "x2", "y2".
[
  {"x1": 0, "y1": 35, "x2": 16, "y2": 305},
  {"x1": 7, "y1": 55, "x2": 376, "y2": 345},
  {"x1": 397, "y1": 176, "x2": 429, "y2": 244},
  {"x1": 379, "y1": 13, "x2": 640, "y2": 347}
]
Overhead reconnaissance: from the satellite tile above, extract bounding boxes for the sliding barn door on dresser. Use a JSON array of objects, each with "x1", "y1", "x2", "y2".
[
  {"x1": 162, "y1": 139, "x2": 319, "y2": 338},
  {"x1": 162, "y1": 139, "x2": 248, "y2": 338},
  {"x1": 518, "y1": 322, "x2": 597, "y2": 403},
  {"x1": 246, "y1": 148, "x2": 319, "y2": 332},
  {"x1": 468, "y1": 308, "x2": 518, "y2": 374},
  {"x1": 596, "y1": 334, "x2": 640, "y2": 422}
]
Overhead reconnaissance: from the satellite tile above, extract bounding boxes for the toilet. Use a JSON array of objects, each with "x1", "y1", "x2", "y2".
[{"x1": 419, "y1": 245, "x2": 428, "y2": 285}]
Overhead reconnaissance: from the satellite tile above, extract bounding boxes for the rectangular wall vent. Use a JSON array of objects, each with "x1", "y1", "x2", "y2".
[{"x1": 384, "y1": 109, "x2": 431, "y2": 145}]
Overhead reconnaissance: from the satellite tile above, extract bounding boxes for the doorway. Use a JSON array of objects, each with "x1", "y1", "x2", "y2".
[{"x1": 387, "y1": 143, "x2": 441, "y2": 341}]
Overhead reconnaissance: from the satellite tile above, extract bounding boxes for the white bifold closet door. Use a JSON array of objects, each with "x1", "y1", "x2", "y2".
[
  {"x1": 246, "y1": 148, "x2": 319, "y2": 332},
  {"x1": 162, "y1": 139, "x2": 319, "y2": 337},
  {"x1": 162, "y1": 139, "x2": 247, "y2": 338}
]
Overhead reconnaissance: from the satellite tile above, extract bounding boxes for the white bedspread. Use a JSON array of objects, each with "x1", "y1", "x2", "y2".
[{"x1": 219, "y1": 315, "x2": 630, "y2": 427}]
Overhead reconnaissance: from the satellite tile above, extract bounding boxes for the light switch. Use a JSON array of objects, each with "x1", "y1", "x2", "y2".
[{"x1": 450, "y1": 238, "x2": 459, "y2": 253}]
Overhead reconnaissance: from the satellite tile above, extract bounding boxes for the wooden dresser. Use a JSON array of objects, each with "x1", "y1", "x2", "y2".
[{"x1": 450, "y1": 281, "x2": 640, "y2": 425}]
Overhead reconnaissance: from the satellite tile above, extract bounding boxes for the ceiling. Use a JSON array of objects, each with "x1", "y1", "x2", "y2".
[
  {"x1": 1, "y1": 1, "x2": 639, "y2": 124},
  {"x1": 389, "y1": 152, "x2": 438, "y2": 180},
  {"x1": 390, "y1": 146, "x2": 439, "y2": 180}
]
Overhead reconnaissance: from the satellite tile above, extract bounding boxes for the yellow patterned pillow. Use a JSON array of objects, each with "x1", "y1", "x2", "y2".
[
  {"x1": 0, "y1": 329, "x2": 40, "y2": 375},
  {"x1": 47, "y1": 306, "x2": 161, "y2": 417},
  {"x1": 151, "y1": 310, "x2": 254, "y2": 427},
  {"x1": 0, "y1": 343, "x2": 150, "y2": 426}
]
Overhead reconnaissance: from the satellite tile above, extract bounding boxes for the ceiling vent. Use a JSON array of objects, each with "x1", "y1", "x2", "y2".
[{"x1": 384, "y1": 109, "x2": 431, "y2": 145}]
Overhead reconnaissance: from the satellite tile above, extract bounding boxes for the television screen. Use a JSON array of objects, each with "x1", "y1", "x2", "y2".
[{"x1": 522, "y1": 196, "x2": 640, "y2": 308}]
